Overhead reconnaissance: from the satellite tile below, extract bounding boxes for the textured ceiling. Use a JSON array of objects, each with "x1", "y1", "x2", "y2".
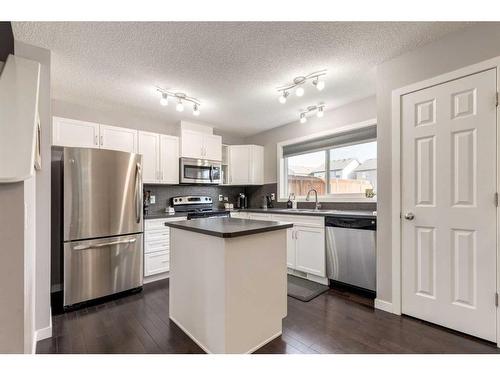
[{"x1": 13, "y1": 22, "x2": 469, "y2": 136}]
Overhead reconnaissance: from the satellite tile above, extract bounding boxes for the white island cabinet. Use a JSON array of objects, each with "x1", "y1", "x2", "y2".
[{"x1": 167, "y1": 217, "x2": 291, "y2": 354}]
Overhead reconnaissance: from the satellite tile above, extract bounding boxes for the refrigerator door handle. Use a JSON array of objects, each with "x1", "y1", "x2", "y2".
[
  {"x1": 135, "y1": 162, "x2": 141, "y2": 223},
  {"x1": 73, "y1": 238, "x2": 137, "y2": 251}
]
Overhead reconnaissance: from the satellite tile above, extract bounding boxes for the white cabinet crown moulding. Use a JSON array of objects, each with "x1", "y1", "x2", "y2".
[{"x1": 0, "y1": 55, "x2": 41, "y2": 183}]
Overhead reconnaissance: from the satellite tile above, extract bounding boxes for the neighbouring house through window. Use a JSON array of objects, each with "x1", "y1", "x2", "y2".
[{"x1": 281, "y1": 124, "x2": 377, "y2": 200}]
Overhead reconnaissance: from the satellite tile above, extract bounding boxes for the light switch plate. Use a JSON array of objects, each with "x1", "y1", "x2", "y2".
[
  {"x1": 150, "y1": 195, "x2": 156, "y2": 204},
  {"x1": 219, "y1": 195, "x2": 223, "y2": 202}
]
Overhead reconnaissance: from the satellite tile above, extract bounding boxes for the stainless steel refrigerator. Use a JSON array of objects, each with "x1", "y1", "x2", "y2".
[{"x1": 62, "y1": 147, "x2": 143, "y2": 307}]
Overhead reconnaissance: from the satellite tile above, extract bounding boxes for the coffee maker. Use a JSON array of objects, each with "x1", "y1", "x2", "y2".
[{"x1": 236, "y1": 193, "x2": 247, "y2": 209}]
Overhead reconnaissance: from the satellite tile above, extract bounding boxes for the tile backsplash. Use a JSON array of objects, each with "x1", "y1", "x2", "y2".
[
  {"x1": 145, "y1": 182, "x2": 376, "y2": 216},
  {"x1": 144, "y1": 184, "x2": 246, "y2": 215}
]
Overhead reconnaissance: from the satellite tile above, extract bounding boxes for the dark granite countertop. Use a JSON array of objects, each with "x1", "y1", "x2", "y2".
[
  {"x1": 235, "y1": 208, "x2": 377, "y2": 219},
  {"x1": 165, "y1": 217, "x2": 293, "y2": 238},
  {"x1": 144, "y1": 212, "x2": 188, "y2": 220}
]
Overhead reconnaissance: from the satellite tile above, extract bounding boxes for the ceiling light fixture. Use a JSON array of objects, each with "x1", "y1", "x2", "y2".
[
  {"x1": 176, "y1": 99, "x2": 184, "y2": 112},
  {"x1": 193, "y1": 104, "x2": 200, "y2": 116},
  {"x1": 299, "y1": 103, "x2": 326, "y2": 123},
  {"x1": 157, "y1": 88, "x2": 201, "y2": 116},
  {"x1": 277, "y1": 69, "x2": 327, "y2": 102},
  {"x1": 278, "y1": 91, "x2": 289, "y2": 104},
  {"x1": 160, "y1": 92, "x2": 169, "y2": 106},
  {"x1": 300, "y1": 113, "x2": 307, "y2": 124}
]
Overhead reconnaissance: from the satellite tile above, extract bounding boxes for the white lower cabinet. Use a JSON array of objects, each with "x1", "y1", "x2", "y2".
[
  {"x1": 144, "y1": 216, "x2": 185, "y2": 281},
  {"x1": 238, "y1": 212, "x2": 326, "y2": 280},
  {"x1": 294, "y1": 225, "x2": 325, "y2": 277}
]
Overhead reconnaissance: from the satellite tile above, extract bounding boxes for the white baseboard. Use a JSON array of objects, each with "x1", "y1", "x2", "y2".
[
  {"x1": 143, "y1": 272, "x2": 169, "y2": 284},
  {"x1": 32, "y1": 308, "x2": 53, "y2": 354},
  {"x1": 374, "y1": 298, "x2": 394, "y2": 314}
]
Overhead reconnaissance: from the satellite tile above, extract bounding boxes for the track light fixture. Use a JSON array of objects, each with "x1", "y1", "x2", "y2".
[
  {"x1": 157, "y1": 88, "x2": 201, "y2": 116},
  {"x1": 277, "y1": 69, "x2": 327, "y2": 103},
  {"x1": 299, "y1": 104, "x2": 326, "y2": 123}
]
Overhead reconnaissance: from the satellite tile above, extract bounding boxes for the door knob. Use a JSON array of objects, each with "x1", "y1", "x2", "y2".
[{"x1": 404, "y1": 212, "x2": 415, "y2": 220}]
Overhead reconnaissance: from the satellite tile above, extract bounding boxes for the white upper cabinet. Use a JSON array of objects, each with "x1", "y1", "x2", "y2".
[
  {"x1": 99, "y1": 124, "x2": 137, "y2": 153},
  {"x1": 138, "y1": 131, "x2": 179, "y2": 185},
  {"x1": 228, "y1": 145, "x2": 264, "y2": 185},
  {"x1": 138, "y1": 131, "x2": 160, "y2": 184},
  {"x1": 180, "y1": 130, "x2": 222, "y2": 161},
  {"x1": 180, "y1": 130, "x2": 205, "y2": 159},
  {"x1": 203, "y1": 133, "x2": 222, "y2": 161},
  {"x1": 53, "y1": 117, "x2": 99, "y2": 148},
  {"x1": 159, "y1": 134, "x2": 179, "y2": 184}
]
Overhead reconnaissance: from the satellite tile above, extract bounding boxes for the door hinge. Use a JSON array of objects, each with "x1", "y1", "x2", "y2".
[
  {"x1": 495, "y1": 192, "x2": 499, "y2": 207},
  {"x1": 496, "y1": 293, "x2": 499, "y2": 307}
]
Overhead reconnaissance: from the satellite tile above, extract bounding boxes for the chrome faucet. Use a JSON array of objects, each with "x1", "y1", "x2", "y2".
[{"x1": 306, "y1": 188, "x2": 321, "y2": 210}]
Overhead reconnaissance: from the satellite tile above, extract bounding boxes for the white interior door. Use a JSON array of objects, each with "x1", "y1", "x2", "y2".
[{"x1": 401, "y1": 69, "x2": 497, "y2": 341}]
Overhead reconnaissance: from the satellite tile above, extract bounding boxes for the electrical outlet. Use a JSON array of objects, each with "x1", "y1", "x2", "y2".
[
  {"x1": 150, "y1": 195, "x2": 156, "y2": 204},
  {"x1": 270, "y1": 193, "x2": 275, "y2": 201},
  {"x1": 218, "y1": 195, "x2": 223, "y2": 202},
  {"x1": 224, "y1": 196, "x2": 228, "y2": 202}
]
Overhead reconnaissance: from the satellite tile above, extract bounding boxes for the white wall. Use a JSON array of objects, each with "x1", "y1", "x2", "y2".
[
  {"x1": 52, "y1": 99, "x2": 245, "y2": 145},
  {"x1": 14, "y1": 41, "x2": 52, "y2": 339},
  {"x1": 244, "y1": 96, "x2": 377, "y2": 184},
  {"x1": 376, "y1": 23, "x2": 500, "y2": 304}
]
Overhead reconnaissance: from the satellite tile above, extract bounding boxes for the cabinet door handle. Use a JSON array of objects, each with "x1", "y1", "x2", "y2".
[
  {"x1": 95, "y1": 135, "x2": 98, "y2": 145},
  {"x1": 100, "y1": 135, "x2": 103, "y2": 146}
]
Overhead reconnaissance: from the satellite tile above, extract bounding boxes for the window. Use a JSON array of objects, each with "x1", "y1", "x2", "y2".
[{"x1": 281, "y1": 124, "x2": 377, "y2": 201}]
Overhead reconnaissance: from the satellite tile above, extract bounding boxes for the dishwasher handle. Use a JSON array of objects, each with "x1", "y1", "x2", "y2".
[{"x1": 325, "y1": 216, "x2": 376, "y2": 230}]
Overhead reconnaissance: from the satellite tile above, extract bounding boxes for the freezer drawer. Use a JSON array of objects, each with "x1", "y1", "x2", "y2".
[{"x1": 64, "y1": 233, "x2": 143, "y2": 306}]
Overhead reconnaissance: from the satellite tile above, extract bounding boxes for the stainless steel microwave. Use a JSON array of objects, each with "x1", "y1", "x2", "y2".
[{"x1": 179, "y1": 157, "x2": 221, "y2": 185}]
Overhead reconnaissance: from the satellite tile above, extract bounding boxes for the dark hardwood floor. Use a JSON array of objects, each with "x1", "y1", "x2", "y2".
[{"x1": 36, "y1": 279, "x2": 500, "y2": 354}]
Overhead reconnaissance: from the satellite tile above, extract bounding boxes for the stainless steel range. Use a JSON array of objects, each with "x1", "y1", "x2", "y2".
[{"x1": 171, "y1": 195, "x2": 230, "y2": 219}]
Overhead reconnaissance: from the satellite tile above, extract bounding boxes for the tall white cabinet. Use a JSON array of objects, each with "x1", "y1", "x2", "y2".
[
  {"x1": 138, "y1": 131, "x2": 179, "y2": 184},
  {"x1": 227, "y1": 145, "x2": 264, "y2": 185}
]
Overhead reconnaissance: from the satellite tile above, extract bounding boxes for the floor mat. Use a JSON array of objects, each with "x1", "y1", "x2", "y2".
[{"x1": 287, "y1": 274, "x2": 329, "y2": 302}]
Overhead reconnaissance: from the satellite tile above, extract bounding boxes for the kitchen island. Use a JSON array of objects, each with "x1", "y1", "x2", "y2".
[{"x1": 166, "y1": 217, "x2": 293, "y2": 354}]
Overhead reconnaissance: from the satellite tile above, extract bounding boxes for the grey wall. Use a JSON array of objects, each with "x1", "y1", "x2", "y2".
[
  {"x1": 14, "y1": 41, "x2": 52, "y2": 335},
  {"x1": 0, "y1": 183, "x2": 25, "y2": 353},
  {"x1": 52, "y1": 99, "x2": 245, "y2": 145},
  {"x1": 244, "y1": 96, "x2": 377, "y2": 184},
  {"x1": 376, "y1": 23, "x2": 500, "y2": 304}
]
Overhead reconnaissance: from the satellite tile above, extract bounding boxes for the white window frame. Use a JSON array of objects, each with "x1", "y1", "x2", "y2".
[{"x1": 277, "y1": 118, "x2": 377, "y2": 203}]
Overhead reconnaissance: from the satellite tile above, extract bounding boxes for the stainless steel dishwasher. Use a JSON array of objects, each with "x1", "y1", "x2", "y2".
[{"x1": 325, "y1": 215, "x2": 376, "y2": 292}]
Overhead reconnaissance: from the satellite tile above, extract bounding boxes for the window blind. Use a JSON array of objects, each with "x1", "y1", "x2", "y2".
[{"x1": 282, "y1": 125, "x2": 377, "y2": 158}]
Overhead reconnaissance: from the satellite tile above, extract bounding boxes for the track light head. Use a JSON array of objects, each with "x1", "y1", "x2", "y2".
[
  {"x1": 313, "y1": 78, "x2": 325, "y2": 91},
  {"x1": 295, "y1": 86, "x2": 305, "y2": 97},
  {"x1": 176, "y1": 99, "x2": 184, "y2": 112},
  {"x1": 278, "y1": 91, "x2": 289, "y2": 104},
  {"x1": 193, "y1": 104, "x2": 200, "y2": 116},
  {"x1": 317, "y1": 106, "x2": 324, "y2": 118},
  {"x1": 160, "y1": 92, "x2": 168, "y2": 106},
  {"x1": 300, "y1": 113, "x2": 307, "y2": 124}
]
